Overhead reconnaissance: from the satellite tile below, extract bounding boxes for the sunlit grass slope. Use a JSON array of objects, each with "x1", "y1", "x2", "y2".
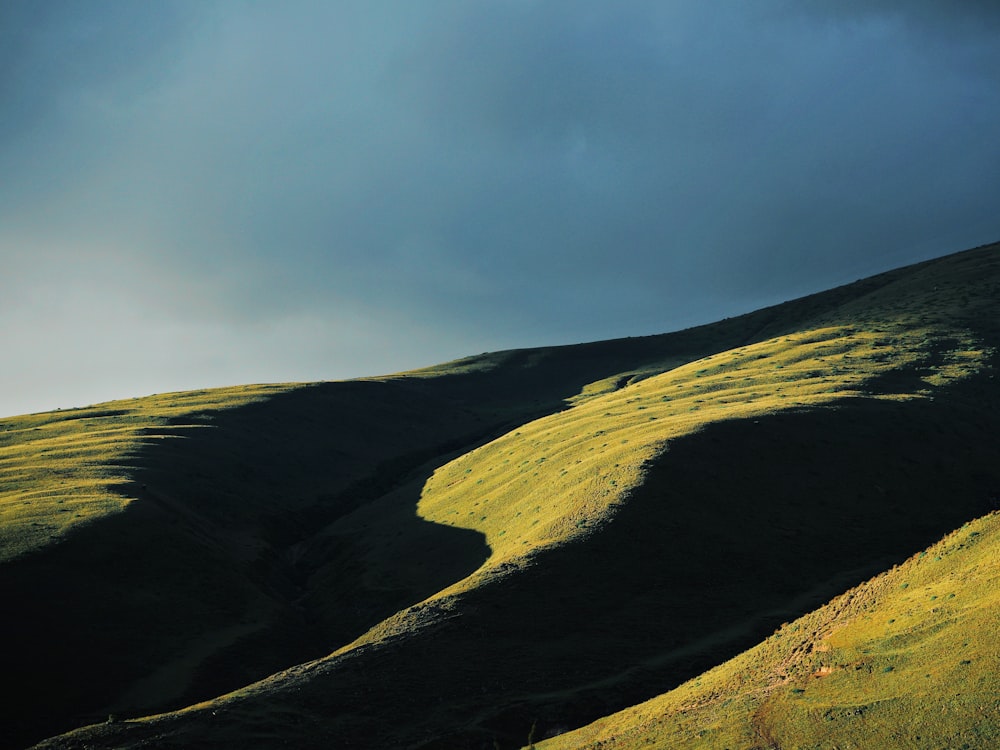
[
  {"x1": 20, "y1": 241, "x2": 1000, "y2": 750},
  {"x1": 0, "y1": 385, "x2": 287, "y2": 562},
  {"x1": 537, "y1": 511, "x2": 1000, "y2": 750},
  {"x1": 417, "y1": 324, "x2": 987, "y2": 580}
]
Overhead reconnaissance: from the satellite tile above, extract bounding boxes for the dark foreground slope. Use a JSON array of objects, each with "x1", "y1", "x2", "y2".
[{"x1": 8, "y1": 242, "x2": 1000, "y2": 750}]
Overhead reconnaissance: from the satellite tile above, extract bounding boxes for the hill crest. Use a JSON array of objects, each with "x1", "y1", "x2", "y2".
[{"x1": 3, "y1": 240, "x2": 998, "y2": 750}]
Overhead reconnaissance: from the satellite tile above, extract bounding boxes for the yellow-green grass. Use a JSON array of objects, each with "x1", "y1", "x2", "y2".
[
  {"x1": 536, "y1": 511, "x2": 1000, "y2": 750},
  {"x1": 414, "y1": 322, "x2": 989, "y2": 594},
  {"x1": 0, "y1": 385, "x2": 292, "y2": 562}
]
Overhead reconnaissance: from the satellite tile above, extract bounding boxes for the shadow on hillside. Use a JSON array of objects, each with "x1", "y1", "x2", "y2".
[
  {"x1": 2, "y1": 381, "x2": 495, "y2": 750},
  {"x1": 143, "y1": 364, "x2": 1000, "y2": 750},
  {"x1": 412, "y1": 373, "x2": 1000, "y2": 747}
]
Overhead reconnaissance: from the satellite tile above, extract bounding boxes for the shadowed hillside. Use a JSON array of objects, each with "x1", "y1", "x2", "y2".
[
  {"x1": 3, "y1": 241, "x2": 998, "y2": 749},
  {"x1": 2, "y1": 294, "x2": 845, "y2": 747}
]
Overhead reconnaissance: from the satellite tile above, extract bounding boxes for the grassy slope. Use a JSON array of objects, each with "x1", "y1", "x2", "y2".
[
  {"x1": 3, "y1": 282, "x2": 850, "y2": 748},
  {"x1": 1, "y1": 379, "x2": 518, "y2": 747},
  {"x1": 0, "y1": 385, "x2": 286, "y2": 562},
  {"x1": 13, "y1": 242, "x2": 1000, "y2": 749},
  {"x1": 537, "y1": 514, "x2": 1000, "y2": 750},
  {"x1": 535, "y1": 248, "x2": 1000, "y2": 750}
]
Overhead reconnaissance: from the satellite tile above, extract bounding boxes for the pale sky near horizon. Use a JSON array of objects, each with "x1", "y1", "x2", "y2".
[{"x1": 2, "y1": 1, "x2": 999, "y2": 418}]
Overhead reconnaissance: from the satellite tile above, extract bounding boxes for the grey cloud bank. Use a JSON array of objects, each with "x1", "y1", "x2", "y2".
[{"x1": 2, "y1": 1, "x2": 998, "y2": 417}]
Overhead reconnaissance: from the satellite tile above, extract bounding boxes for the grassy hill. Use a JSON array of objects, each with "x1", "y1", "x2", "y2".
[
  {"x1": 537, "y1": 510, "x2": 1000, "y2": 750},
  {"x1": 3, "y1": 241, "x2": 998, "y2": 749}
]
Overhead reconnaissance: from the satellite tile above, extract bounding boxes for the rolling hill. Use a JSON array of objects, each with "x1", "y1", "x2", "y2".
[{"x1": 2, "y1": 241, "x2": 998, "y2": 749}]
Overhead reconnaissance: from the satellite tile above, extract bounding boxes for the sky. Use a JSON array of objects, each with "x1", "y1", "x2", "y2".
[{"x1": 2, "y1": 1, "x2": 999, "y2": 417}]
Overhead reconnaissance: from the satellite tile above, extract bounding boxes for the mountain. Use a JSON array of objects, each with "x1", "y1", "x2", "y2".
[{"x1": 2, "y1": 241, "x2": 998, "y2": 750}]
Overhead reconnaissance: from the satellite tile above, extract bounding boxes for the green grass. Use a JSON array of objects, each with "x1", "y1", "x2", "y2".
[
  {"x1": 536, "y1": 512, "x2": 1000, "y2": 750},
  {"x1": 0, "y1": 385, "x2": 291, "y2": 563},
  {"x1": 416, "y1": 323, "x2": 989, "y2": 581},
  {"x1": 12, "y1": 240, "x2": 1000, "y2": 750}
]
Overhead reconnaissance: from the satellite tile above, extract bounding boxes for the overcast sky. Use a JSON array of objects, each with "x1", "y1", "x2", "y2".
[{"x1": 2, "y1": 1, "x2": 999, "y2": 417}]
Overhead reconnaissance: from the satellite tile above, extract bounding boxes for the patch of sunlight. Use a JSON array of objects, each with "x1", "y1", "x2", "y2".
[
  {"x1": 417, "y1": 324, "x2": 991, "y2": 595},
  {"x1": 0, "y1": 383, "x2": 300, "y2": 562}
]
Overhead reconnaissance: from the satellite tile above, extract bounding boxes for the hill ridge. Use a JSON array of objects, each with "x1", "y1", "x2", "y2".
[{"x1": 3, "y1": 240, "x2": 998, "y2": 749}]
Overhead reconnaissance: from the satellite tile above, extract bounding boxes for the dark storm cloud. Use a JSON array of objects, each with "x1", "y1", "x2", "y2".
[
  {"x1": 371, "y1": 0, "x2": 1000, "y2": 322},
  {"x1": 1, "y1": 1, "x2": 999, "y2": 416},
  {"x1": 790, "y1": 0, "x2": 1000, "y2": 31}
]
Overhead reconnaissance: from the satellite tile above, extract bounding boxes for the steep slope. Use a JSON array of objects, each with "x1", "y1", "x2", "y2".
[
  {"x1": 533, "y1": 246, "x2": 1000, "y2": 750},
  {"x1": 21, "y1": 241, "x2": 999, "y2": 750},
  {"x1": 536, "y1": 512, "x2": 1000, "y2": 750}
]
